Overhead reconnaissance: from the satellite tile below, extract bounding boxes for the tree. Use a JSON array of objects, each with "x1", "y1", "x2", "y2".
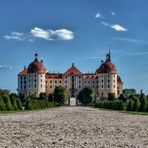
[
  {"x1": 10, "y1": 94, "x2": 18, "y2": 110},
  {"x1": 19, "y1": 92, "x2": 25, "y2": 104},
  {"x1": 39, "y1": 92, "x2": 48, "y2": 100},
  {"x1": 108, "y1": 93, "x2": 115, "y2": 101},
  {"x1": 126, "y1": 99, "x2": 134, "y2": 111},
  {"x1": 0, "y1": 95, "x2": 6, "y2": 111},
  {"x1": 3, "y1": 95, "x2": 13, "y2": 111},
  {"x1": 48, "y1": 93, "x2": 54, "y2": 102},
  {"x1": 0, "y1": 89, "x2": 10, "y2": 97},
  {"x1": 139, "y1": 93, "x2": 146, "y2": 102},
  {"x1": 133, "y1": 98, "x2": 140, "y2": 111},
  {"x1": 139, "y1": 98, "x2": 147, "y2": 112},
  {"x1": 122, "y1": 88, "x2": 136, "y2": 96},
  {"x1": 16, "y1": 99, "x2": 22, "y2": 110},
  {"x1": 118, "y1": 101, "x2": 125, "y2": 110},
  {"x1": 53, "y1": 86, "x2": 68, "y2": 106},
  {"x1": 77, "y1": 86, "x2": 97, "y2": 106},
  {"x1": 118, "y1": 94, "x2": 126, "y2": 103}
]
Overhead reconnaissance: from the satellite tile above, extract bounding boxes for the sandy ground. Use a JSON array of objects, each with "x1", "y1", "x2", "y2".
[{"x1": 0, "y1": 107, "x2": 148, "y2": 148}]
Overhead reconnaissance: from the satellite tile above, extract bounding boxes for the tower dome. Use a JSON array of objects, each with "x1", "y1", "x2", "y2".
[
  {"x1": 27, "y1": 53, "x2": 48, "y2": 73},
  {"x1": 96, "y1": 61, "x2": 117, "y2": 74},
  {"x1": 96, "y1": 48, "x2": 117, "y2": 74}
]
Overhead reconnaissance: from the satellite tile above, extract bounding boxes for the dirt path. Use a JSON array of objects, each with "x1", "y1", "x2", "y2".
[{"x1": 0, "y1": 107, "x2": 147, "y2": 148}]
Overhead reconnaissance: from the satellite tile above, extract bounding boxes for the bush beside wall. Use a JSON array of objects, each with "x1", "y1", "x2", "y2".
[{"x1": 25, "y1": 99, "x2": 54, "y2": 110}]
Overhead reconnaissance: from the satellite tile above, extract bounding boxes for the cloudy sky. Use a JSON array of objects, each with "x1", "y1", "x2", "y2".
[{"x1": 0, "y1": 0, "x2": 148, "y2": 93}]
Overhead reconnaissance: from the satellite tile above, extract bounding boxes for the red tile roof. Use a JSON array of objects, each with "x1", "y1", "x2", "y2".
[
  {"x1": 28, "y1": 60, "x2": 47, "y2": 74},
  {"x1": 83, "y1": 73, "x2": 98, "y2": 79},
  {"x1": 64, "y1": 64, "x2": 82, "y2": 75},
  {"x1": 117, "y1": 75, "x2": 123, "y2": 84},
  {"x1": 96, "y1": 61, "x2": 117, "y2": 74},
  {"x1": 46, "y1": 73, "x2": 63, "y2": 79},
  {"x1": 18, "y1": 68, "x2": 28, "y2": 76}
]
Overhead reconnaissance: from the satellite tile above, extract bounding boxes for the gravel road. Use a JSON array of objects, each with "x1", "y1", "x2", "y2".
[{"x1": 0, "y1": 107, "x2": 148, "y2": 148}]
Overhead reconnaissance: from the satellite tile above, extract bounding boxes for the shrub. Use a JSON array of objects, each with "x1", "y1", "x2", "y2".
[
  {"x1": 25, "y1": 99, "x2": 54, "y2": 110},
  {"x1": 16, "y1": 99, "x2": 22, "y2": 110},
  {"x1": 139, "y1": 98, "x2": 147, "y2": 112},
  {"x1": 94, "y1": 100, "x2": 125, "y2": 111},
  {"x1": 133, "y1": 98, "x2": 140, "y2": 111},
  {"x1": 108, "y1": 93, "x2": 115, "y2": 101},
  {"x1": 48, "y1": 93, "x2": 54, "y2": 102},
  {"x1": 0, "y1": 95, "x2": 6, "y2": 111},
  {"x1": 10, "y1": 95, "x2": 18, "y2": 110},
  {"x1": 39, "y1": 92, "x2": 48, "y2": 100},
  {"x1": 126, "y1": 99, "x2": 134, "y2": 111},
  {"x1": 94, "y1": 101, "x2": 103, "y2": 108},
  {"x1": 3, "y1": 95, "x2": 13, "y2": 111}
]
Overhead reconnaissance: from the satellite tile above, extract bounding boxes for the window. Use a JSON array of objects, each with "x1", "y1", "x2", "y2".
[
  {"x1": 59, "y1": 80, "x2": 62, "y2": 84},
  {"x1": 79, "y1": 76, "x2": 81, "y2": 79},
  {"x1": 41, "y1": 79, "x2": 42, "y2": 82},
  {"x1": 108, "y1": 80, "x2": 110, "y2": 83},
  {"x1": 21, "y1": 85, "x2": 23, "y2": 89},
  {"x1": 55, "y1": 80, "x2": 57, "y2": 83},
  {"x1": 29, "y1": 84, "x2": 30, "y2": 88},
  {"x1": 65, "y1": 80, "x2": 67, "y2": 83},
  {"x1": 108, "y1": 85, "x2": 110, "y2": 89},
  {"x1": 101, "y1": 85, "x2": 103, "y2": 89},
  {"x1": 50, "y1": 85, "x2": 52, "y2": 89},
  {"x1": 114, "y1": 85, "x2": 115, "y2": 88},
  {"x1": 102, "y1": 80, "x2": 103, "y2": 83},
  {"x1": 34, "y1": 84, "x2": 36, "y2": 88},
  {"x1": 34, "y1": 79, "x2": 36, "y2": 82},
  {"x1": 79, "y1": 80, "x2": 81, "y2": 83},
  {"x1": 41, "y1": 84, "x2": 42, "y2": 88},
  {"x1": 50, "y1": 80, "x2": 52, "y2": 83},
  {"x1": 40, "y1": 75, "x2": 42, "y2": 77},
  {"x1": 79, "y1": 85, "x2": 81, "y2": 89}
]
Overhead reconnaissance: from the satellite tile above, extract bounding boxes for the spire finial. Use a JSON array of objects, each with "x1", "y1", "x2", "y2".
[
  {"x1": 106, "y1": 45, "x2": 111, "y2": 61},
  {"x1": 35, "y1": 51, "x2": 38, "y2": 61}
]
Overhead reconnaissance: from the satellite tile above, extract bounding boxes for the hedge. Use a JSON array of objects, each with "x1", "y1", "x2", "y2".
[
  {"x1": 94, "y1": 100, "x2": 125, "y2": 110},
  {"x1": 25, "y1": 99, "x2": 54, "y2": 110}
]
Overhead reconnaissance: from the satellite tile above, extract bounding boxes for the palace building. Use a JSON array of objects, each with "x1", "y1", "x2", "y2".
[{"x1": 18, "y1": 50, "x2": 123, "y2": 99}]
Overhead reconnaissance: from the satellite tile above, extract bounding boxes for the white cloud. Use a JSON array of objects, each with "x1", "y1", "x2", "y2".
[
  {"x1": 101, "y1": 22, "x2": 127, "y2": 32},
  {"x1": 31, "y1": 27, "x2": 74, "y2": 40},
  {"x1": 95, "y1": 11, "x2": 104, "y2": 18},
  {"x1": 111, "y1": 24, "x2": 127, "y2": 31},
  {"x1": 4, "y1": 32, "x2": 26, "y2": 41},
  {"x1": 4, "y1": 27, "x2": 74, "y2": 42},
  {"x1": 31, "y1": 27, "x2": 49, "y2": 40},
  {"x1": 113, "y1": 37, "x2": 148, "y2": 45},
  {"x1": 0, "y1": 64, "x2": 13, "y2": 70},
  {"x1": 111, "y1": 12, "x2": 115, "y2": 16},
  {"x1": 101, "y1": 22, "x2": 109, "y2": 26}
]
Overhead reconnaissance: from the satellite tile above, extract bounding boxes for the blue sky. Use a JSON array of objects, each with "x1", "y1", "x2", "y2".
[{"x1": 0, "y1": 0, "x2": 148, "y2": 94}]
